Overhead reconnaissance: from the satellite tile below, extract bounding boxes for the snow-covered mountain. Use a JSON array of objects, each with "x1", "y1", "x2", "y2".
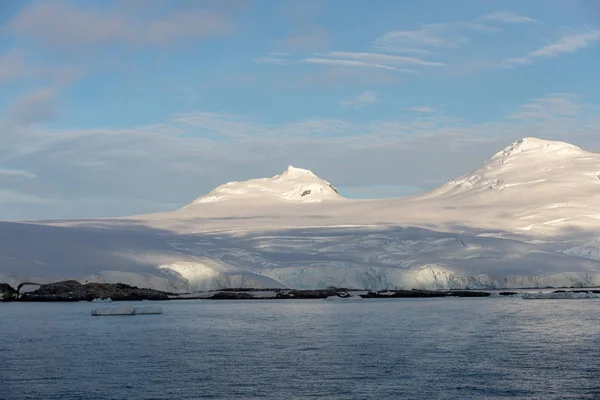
[
  {"x1": 412, "y1": 137, "x2": 600, "y2": 234},
  {"x1": 184, "y1": 165, "x2": 342, "y2": 205},
  {"x1": 3, "y1": 137, "x2": 600, "y2": 292}
]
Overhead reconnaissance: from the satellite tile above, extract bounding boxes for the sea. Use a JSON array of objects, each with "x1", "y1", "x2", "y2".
[{"x1": 2, "y1": 297, "x2": 600, "y2": 399}]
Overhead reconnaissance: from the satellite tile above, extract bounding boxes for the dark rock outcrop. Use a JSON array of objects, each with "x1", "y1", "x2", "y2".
[
  {"x1": 447, "y1": 290, "x2": 491, "y2": 297},
  {"x1": 276, "y1": 289, "x2": 342, "y2": 299},
  {"x1": 553, "y1": 289, "x2": 600, "y2": 294},
  {"x1": 20, "y1": 280, "x2": 169, "y2": 302},
  {"x1": 360, "y1": 289, "x2": 491, "y2": 298},
  {"x1": 1, "y1": 283, "x2": 17, "y2": 301},
  {"x1": 210, "y1": 292, "x2": 255, "y2": 300},
  {"x1": 498, "y1": 292, "x2": 519, "y2": 296}
]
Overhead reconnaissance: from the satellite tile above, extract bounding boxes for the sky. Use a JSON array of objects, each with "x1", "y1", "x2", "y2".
[{"x1": 1, "y1": 0, "x2": 600, "y2": 220}]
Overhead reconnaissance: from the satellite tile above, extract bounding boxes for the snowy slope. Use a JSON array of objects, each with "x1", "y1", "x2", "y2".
[
  {"x1": 407, "y1": 137, "x2": 600, "y2": 235},
  {"x1": 185, "y1": 165, "x2": 342, "y2": 205},
  {"x1": 3, "y1": 137, "x2": 600, "y2": 291}
]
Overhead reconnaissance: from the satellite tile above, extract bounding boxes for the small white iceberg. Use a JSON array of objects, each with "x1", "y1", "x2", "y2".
[
  {"x1": 91, "y1": 305, "x2": 163, "y2": 316},
  {"x1": 522, "y1": 291, "x2": 599, "y2": 300},
  {"x1": 92, "y1": 297, "x2": 113, "y2": 303}
]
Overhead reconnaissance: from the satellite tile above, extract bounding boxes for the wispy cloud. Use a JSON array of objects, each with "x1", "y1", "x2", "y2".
[
  {"x1": 323, "y1": 52, "x2": 444, "y2": 67},
  {"x1": 506, "y1": 93, "x2": 590, "y2": 120},
  {"x1": 372, "y1": 24, "x2": 470, "y2": 52},
  {"x1": 339, "y1": 91, "x2": 378, "y2": 109},
  {"x1": 504, "y1": 29, "x2": 600, "y2": 66},
  {"x1": 458, "y1": 22, "x2": 502, "y2": 33},
  {"x1": 0, "y1": 189, "x2": 51, "y2": 204},
  {"x1": 299, "y1": 58, "x2": 398, "y2": 71},
  {"x1": 0, "y1": 49, "x2": 29, "y2": 83},
  {"x1": 377, "y1": 48, "x2": 436, "y2": 55},
  {"x1": 483, "y1": 11, "x2": 540, "y2": 25},
  {"x1": 370, "y1": 11, "x2": 544, "y2": 58},
  {"x1": 409, "y1": 106, "x2": 436, "y2": 113},
  {"x1": 5, "y1": 87, "x2": 58, "y2": 125},
  {"x1": 0, "y1": 168, "x2": 36, "y2": 178},
  {"x1": 257, "y1": 14, "x2": 516, "y2": 78},
  {"x1": 5, "y1": 1, "x2": 233, "y2": 49},
  {"x1": 255, "y1": 51, "x2": 441, "y2": 74}
]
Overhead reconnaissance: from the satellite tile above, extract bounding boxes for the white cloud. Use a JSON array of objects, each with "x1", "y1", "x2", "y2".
[
  {"x1": 409, "y1": 106, "x2": 436, "y2": 113},
  {"x1": 369, "y1": 14, "x2": 520, "y2": 57},
  {"x1": 256, "y1": 51, "x2": 441, "y2": 74},
  {"x1": 299, "y1": 58, "x2": 397, "y2": 71},
  {"x1": 5, "y1": 1, "x2": 233, "y2": 48},
  {"x1": 0, "y1": 189, "x2": 51, "y2": 204},
  {"x1": 372, "y1": 24, "x2": 470, "y2": 52},
  {"x1": 504, "y1": 29, "x2": 600, "y2": 66},
  {"x1": 483, "y1": 11, "x2": 540, "y2": 25},
  {"x1": 0, "y1": 168, "x2": 36, "y2": 178},
  {"x1": 0, "y1": 49, "x2": 29, "y2": 82},
  {"x1": 5, "y1": 87, "x2": 57, "y2": 125},
  {"x1": 458, "y1": 22, "x2": 503, "y2": 33},
  {"x1": 339, "y1": 91, "x2": 378, "y2": 109},
  {"x1": 377, "y1": 48, "x2": 436, "y2": 55},
  {"x1": 323, "y1": 52, "x2": 444, "y2": 67},
  {"x1": 506, "y1": 94, "x2": 590, "y2": 120}
]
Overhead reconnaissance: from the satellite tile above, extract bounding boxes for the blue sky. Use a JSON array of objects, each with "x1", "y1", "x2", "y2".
[{"x1": 1, "y1": 0, "x2": 600, "y2": 219}]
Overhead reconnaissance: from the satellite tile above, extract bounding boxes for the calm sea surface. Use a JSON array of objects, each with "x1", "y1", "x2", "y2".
[{"x1": 2, "y1": 297, "x2": 600, "y2": 399}]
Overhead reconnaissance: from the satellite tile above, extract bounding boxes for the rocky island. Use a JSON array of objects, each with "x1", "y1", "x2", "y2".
[
  {"x1": 1, "y1": 283, "x2": 17, "y2": 300},
  {"x1": 5, "y1": 280, "x2": 170, "y2": 302}
]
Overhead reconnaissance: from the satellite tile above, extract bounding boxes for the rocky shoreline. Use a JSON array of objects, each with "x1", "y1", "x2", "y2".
[
  {"x1": 3, "y1": 280, "x2": 600, "y2": 302},
  {"x1": 1, "y1": 283, "x2": 17, "y2": 300},
  {"x1": 1, "y1": 280, "x2": 170, "y2": 302}
]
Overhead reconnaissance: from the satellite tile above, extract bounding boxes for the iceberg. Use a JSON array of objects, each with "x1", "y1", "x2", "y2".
[
  {"x1": 91, "y1": 305, "x2": 163, "y2": 316},
  {"x1": 522, "y1": 291, "x2": 599, "y2": 300},
  {"x1": 91, "y1": 297, "x2": 113, "y2": 303}
]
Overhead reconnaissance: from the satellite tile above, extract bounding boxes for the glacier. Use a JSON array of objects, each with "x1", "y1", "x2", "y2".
[{"x1": 2, "y1": 137, "x2": 600, "y2": 292}]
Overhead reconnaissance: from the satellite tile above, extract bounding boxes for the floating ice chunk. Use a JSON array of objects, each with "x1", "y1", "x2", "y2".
[
  {"x1": 91, "y1": 305, "x2": 163, "y2": 316},
  {"x1": 92, "y1": 305, "x2": 135, "y2": 316},
  {"x1": 133, "y1": 306, "x2": 163, "y2": 314},
  {"x1": 522, "y1": 291, "x2": 599, "y2": 300},
  {"x1": 92, "y1": 297, "x2": 112, "y2": 303}
]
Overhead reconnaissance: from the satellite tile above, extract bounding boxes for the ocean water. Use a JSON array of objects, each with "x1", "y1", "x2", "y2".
[{"x1": 2, "y1": 297, "x2": 600, "y2": 400}]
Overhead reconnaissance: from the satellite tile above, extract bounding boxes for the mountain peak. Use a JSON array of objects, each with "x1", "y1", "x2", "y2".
[
  {"x1": 491, "y1": 137, "x2": 583, "y2": 161},
  {"x1": 420, "y1": 137, "x2": 597, "y2": 200},
  {"x1": 279, "y1": 165, "x2": 317, "y2": 179},
  {"x1": 185, "y1": 166, "x2": 342, "y2": 206}
]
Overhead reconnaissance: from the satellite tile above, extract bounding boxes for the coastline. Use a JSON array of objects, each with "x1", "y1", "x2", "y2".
[{"x1": 3, "y1": 279, "x2": 600, "y2": 302}]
